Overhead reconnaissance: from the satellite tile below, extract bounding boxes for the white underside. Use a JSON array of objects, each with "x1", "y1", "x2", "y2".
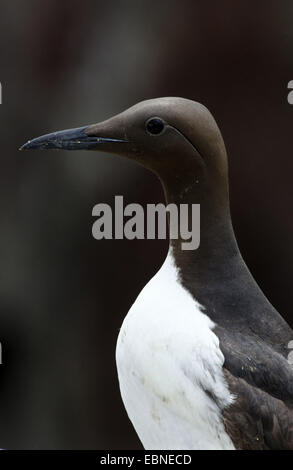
[{"x1": 116, "y1": 250, "x2": 235, "y2": 450}]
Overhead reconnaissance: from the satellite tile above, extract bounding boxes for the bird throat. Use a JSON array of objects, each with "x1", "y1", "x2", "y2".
[{"x1": 161, "y1": 173, "x2": 241, "y2": 293}]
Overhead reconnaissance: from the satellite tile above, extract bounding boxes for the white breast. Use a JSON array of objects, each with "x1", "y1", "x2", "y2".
[{"x1": 116, "y1": 250, "x2": 235, "y2": 450}]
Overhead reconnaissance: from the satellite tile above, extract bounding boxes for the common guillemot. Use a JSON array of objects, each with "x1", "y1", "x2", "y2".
[{"x1": 20, "y1": 97, "x2": 293, "y2": 450}]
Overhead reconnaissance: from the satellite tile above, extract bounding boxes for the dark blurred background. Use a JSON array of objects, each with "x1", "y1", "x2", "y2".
[{"x1": 0, "y1": 0, "x2": 292, "y2": 449}]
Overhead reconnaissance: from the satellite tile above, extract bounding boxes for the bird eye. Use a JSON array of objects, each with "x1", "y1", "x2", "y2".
[{"x1": 145, "y1": 117, "x2": 165, "y2": 135}]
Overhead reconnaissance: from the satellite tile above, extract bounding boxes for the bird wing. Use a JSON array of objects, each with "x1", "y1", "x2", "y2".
[{"x1": 216, "y1": 327, "x2": 293, "y2": 449}]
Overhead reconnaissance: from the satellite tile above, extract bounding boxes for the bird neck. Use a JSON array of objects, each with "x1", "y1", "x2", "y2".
[{"x1": 162, "y1": 176, "x2": 242, "y2": 285}]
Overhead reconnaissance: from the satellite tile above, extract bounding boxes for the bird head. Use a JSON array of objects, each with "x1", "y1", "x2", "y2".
[{"x1": 20, "y1": 97, "x2": 228, "y2": 200}]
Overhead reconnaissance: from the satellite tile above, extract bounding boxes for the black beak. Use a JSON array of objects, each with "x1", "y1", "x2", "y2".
[{"x1": 19, "y1": 126, "x2": 128, "y2": 151}]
